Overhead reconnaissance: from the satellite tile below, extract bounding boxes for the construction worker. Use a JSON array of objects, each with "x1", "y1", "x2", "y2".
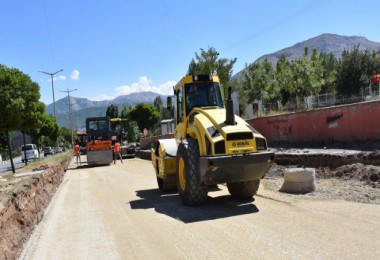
[
  {"x1": 74, "y1": 143, "x2": 81, "y2": 165},
  {"x1": 113, "y1": 142, "x2": 123, "y2": 164}
]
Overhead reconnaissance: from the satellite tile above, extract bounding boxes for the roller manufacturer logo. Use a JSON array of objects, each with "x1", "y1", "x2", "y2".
[{"x1": 232, "y1": 140, "x2": 249, "y2": 147}]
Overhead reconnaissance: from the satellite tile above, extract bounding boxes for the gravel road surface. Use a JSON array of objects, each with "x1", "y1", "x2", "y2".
[{"x1": 19, "y1": 158, "x2": 380, "y2": 259}]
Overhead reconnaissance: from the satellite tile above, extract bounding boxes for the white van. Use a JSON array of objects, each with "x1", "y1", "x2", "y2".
[{"x1": 21, "y1": 144, "x2": 39, "y2": 162}]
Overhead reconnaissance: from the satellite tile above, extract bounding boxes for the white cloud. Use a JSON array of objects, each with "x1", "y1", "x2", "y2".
[
  {"x1": 88, "y1": 76, "x2": 176, "y2": 101},
  {"x1": 71, "y1": 69, "x2": 80, "y2": 80},
  {"x1": 114, "y1": 76, "x2": 176, "y2": 96},
  {"x1": 88, "y1": 94, "x2": 115, "y2": 101},
  {"x1": 158, "y1": 80, "x2": 177, "y2": 95},
  {"x1": 52, "y1": 75, "x2": 66, "y2": 82}
]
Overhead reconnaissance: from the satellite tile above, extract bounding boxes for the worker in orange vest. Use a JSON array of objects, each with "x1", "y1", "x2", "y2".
[
  {"x1": 113, "y1": 142, "x2": 123, "y2": 164},
  {"x1": 74, "y1": 143, "x2": 81, "y2": 165}
]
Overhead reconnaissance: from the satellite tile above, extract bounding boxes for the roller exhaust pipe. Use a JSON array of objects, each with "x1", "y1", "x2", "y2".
[{"x1": 225, "y1": 87, "x2": 235, "y2": 125}]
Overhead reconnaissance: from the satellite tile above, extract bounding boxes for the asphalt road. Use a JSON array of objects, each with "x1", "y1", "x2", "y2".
[
  {"x1": 19, "y1": 157, "x2": 380, "y2": 259},
  {"x1": 0, "y1": 157, "x2": 24, "y2": 172},
  {"x1": 0, "y1": 154, "x2": 46, "y2": 173}
]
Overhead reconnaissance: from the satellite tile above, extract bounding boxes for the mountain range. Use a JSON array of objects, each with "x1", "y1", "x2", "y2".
[
  {"x1": 46, "y1": 91, "x2": 169, "y2": 115},
  {"x1": 49, "y1": 91, "x2": 168, "y2": 129},
  {"x1": 256, "y1": 33, "x2": 380, "y2": 65},
  {"x1": 48, "y1": 33, "x2": 380, "y2": 129},
  {"x1": 232, "y1": 33, "x2": 380, "y2": 79}
]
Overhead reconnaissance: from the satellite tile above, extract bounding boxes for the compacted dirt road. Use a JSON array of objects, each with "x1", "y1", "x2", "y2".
[{"x1": 19, "y1": 157, "x2": 380, "y2": 259}]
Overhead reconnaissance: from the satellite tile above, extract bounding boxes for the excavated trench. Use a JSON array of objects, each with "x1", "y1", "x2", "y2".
[
  {"x1": 0, "y1": 158, "x2": 71, "y2": 260},
  {"x1": 275, "y1": 150, "x2": 380, "y2": 168}
]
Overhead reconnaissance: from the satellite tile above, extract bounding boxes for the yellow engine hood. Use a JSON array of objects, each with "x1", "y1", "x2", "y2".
[{"x1": 189, "y1": 108, "x2": 262, "y2": 137}]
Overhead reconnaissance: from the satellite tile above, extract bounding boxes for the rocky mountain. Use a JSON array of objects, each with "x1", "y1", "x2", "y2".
[
  {"x1": 46, "y1": 91, "x2": 168, "y2": 115},
  {"x1": 232, "y1": 33, "x2": 380, "y2": 79},
  {"x1": 47, "y1": 91, "x2": 168, "y2": 128}
]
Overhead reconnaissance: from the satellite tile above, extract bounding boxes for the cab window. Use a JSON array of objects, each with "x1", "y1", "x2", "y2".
[
  {"x1": 176, "y1": 86, "x2": 183, "y2": 124},
  {"x1": 185, "y1": 82, "x2": 223, "y2": 114}
]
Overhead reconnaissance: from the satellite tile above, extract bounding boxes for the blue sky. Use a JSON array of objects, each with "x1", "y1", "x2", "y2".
[{"x1": 2, "y1": 0, "x2": 380, "y2": 105}]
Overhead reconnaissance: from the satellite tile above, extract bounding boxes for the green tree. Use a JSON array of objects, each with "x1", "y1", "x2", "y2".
[
  {"x1": 30, "y1": 113, "x2": 60, "y2": 149},
  {"x1": 319, "y1": 52, "x2": 338, "y2": 93},
  {"x1": 129, "y1": 103, "x2": 160, "y2": 132},
  {"x1": 106, "y1": 104, "x2": 119, "y2": 118},
  {"x1": 238, "y1": 63, "x2": 255, "y2": 116},
  {"x1": 293, "y1": 47, "x2": 321, "y2": 96},
  {"x1": 240, "y1": 59, "x2": 279, "y2": 111},
  {"x1": 21, "y1": 101, "x2": 45, "y2": 164},
  {"x1": 41, "y1": 114, "x2": 60, "y2": 146},
  {"x1": 259, "y1": 59, "x2": 279, "y2": 106},
  {"x1": 187, "y1": 47, "x2": 237, "y2": 96},
  {"x1": 120, "y1": 105, "x2": 139, "y2": 142},
  {"x1": 120, "y1": 105, "x2": 130, "y2": 119},
  {"x1": 60, "y1": 127, "x2": 73, "y2": 147},
  {"x1": 240, "y1": 63, "x2": 259, "y2": 104},
  {"x1": 0, "y1": 132, "x2": 9, "y2": 160},
  {"x1": 154, "y1": 95, "x2": 172, "y2": 120},
  {"x1": 161, "y1": 107, "x2": 172, "y2": 120},
  {"x1": 153, "y1": 96, "x2": 163, "y2": 112},
  {"x1": 310, "y1": 47, "x2": 325, "y2": 95},
  {"x1": 0, "y1": 65, "x2": 36, "y2": 172},
  {"x1": 286, "y1": 47, "x2": 324, "y2": 109},
  {"x1": 336, "y1": 45, "x2": 378, "y2": 97},
  {"x1": 373, "y1": 50, "x2": 380, "y2": 73},
  {"x1": 276, "y1": 54, "x2": 293, "y2": 106}
]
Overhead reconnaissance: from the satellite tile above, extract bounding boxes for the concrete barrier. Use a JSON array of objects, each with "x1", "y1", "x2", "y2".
[{"x1": 280, "y1": 168, "x2": 317, "y2": 194}]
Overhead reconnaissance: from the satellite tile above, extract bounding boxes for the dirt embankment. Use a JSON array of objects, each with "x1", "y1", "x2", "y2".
[{"x1": 0, "y1": 158, "x2": 71, "y2": 260}]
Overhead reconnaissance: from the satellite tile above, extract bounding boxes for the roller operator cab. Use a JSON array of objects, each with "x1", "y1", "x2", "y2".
[
  {"x1": 85, "y1": 116, "x2": 113, "y2": 166},
  {"x1": 152, "y1": 75, "x2": 275, "y2": 206}
]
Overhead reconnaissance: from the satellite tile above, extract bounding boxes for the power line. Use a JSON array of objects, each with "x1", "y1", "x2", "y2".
[
  {"x1": 41, "y1": 0, "x2": 56, "y2": 66},
  {"x1": 222, "y1": 0, "x2": 331, "y2": 51},
  {"x1": 60, "y1": 89, "x2": 78, "y2": 147}
]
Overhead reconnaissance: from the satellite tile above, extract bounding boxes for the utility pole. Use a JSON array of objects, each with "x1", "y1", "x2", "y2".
[
  {"x1": 38, "y1": 69, "x2": 64, "y2": 120},
  {"x1": 60, "y1": 88, "x2": 77, "y2": 148}
]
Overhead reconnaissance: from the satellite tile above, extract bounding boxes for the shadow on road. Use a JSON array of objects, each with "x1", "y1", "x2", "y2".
[
  {"x1": 67, "y1": 164, "x2": 91, "y2": 170},
  {"x1": 129, "y1": 188, "x2": 259, "y2": 223},
  {"x1": 67, "y1": 160, "x2": 113, "y2": 170}
]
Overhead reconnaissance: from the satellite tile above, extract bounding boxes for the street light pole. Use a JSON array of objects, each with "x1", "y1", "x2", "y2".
[
  {"x1": 38, "y1": 69, "x2": 64, "y2": 120},
  {"x1": 61, "y1": 88, "x2": 77, "y2": 148}
]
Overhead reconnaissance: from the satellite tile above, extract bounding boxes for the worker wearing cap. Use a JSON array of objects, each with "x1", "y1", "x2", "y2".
[{"x1": 113, "y1": 142, "x2": 123, "y2": 164}]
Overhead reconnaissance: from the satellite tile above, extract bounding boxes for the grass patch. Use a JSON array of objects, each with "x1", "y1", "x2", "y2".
[
  {"x1": 0, "y1": 151, "x2": 72, "y2": 203},
  {"x1": 0, "y1": 152, "x2": 72, "y2": 179}
]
